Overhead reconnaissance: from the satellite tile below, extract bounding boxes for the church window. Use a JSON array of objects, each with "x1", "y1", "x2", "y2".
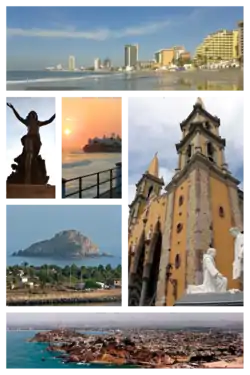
[
  {"x1": 172, "y1": 279, "x2": 178, "y2": 300},
  {"x1": 147, "y1": 186, "x2": 153, "y2": 199},
  {"x1": 207, "y1": 142, "x2": 214, "y2": 162},
  {"x1": 176, "y1": 223, "x2": 183, "y2": 233},
  {"x1": 179, "y1": 195, "x2": 184, "y2": 206},
  {"x1": 219, "y1": 206, "x2": 225, "y2": 218},
  {"x1": 205, "y1": 121, "x2": 211, "y2": 130},
  {"x1": 187, "y1": 144, "x2": 192, "y2": 158},
  {"x1": 175, "y1": 254, "x2": 181, "y2": 269}
]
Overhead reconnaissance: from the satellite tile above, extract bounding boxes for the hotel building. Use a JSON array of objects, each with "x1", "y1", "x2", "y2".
[
  {"x1": 124, "y1": 44, "x2": 139, "y2": 67},
  {"x1": 195, "y1": 29, "x2": 239, "y2": 62}
]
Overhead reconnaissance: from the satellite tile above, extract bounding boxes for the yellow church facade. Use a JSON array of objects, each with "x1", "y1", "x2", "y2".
[{"x1": 128, "y1": 98, "x2": 243, "y2": 306}]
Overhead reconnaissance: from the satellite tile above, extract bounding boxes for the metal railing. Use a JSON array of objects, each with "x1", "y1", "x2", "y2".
[{"x1": 62, "y1": 162, "x2": 122, "y2": 199}]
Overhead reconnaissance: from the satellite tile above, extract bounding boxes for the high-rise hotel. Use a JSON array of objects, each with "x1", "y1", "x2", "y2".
[
  {"x1": 124, "y1": 44, "x2": 139, "y2": 67},
  {"x1": 68, "y1": 55, "x2": 76, "y2": 71}
]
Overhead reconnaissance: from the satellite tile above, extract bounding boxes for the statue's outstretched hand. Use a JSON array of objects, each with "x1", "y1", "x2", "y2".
[{"x1": 7, "y1": 103, "x2": 14, "y2": 109}]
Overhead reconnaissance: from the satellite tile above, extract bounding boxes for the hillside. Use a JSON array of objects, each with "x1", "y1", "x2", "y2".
[{"x1": 12, "y1": 230, "x2": 111, "y2": 259}]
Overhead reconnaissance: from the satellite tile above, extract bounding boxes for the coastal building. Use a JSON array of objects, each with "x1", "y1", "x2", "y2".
[
  {"x1": 68, "y1": 55, "x2": 76, "y2": 71},
  {"x1": 173, "y1": 46, "x2": 186, "y2": 60},
  {"x1": 195, "y1": 29, "x2": 239, "y2": 62},
  {"x1": 124, "y1": 44, "x2": 139, "y2": 67},
  {"x1": 128, "y1": 98, "x2": 243, "y2": 306},
  {"x1": 154, "y1": 49, "x2": 174, "y2": 66},
  {"x1": 238, "y1": 21, "x2": 244, "y2": 62},
  {"x1": 138, "y1": 60, "x2": 155, "y2": 69},
  {"x1": 94, "y1": 58, "x2": 101, "y2": 70},
  {"x1": 103, "y1": 58, "x2": 112, "y2": 69}
]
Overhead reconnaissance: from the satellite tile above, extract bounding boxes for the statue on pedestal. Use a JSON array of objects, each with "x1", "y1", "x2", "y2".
[
  {"x1": 187, "y1": 248, "x2": 228, "y2": 294},
  {"x1": 229, "y1": 227, "x2": 244, "y2": 280},
  {"x1": 7, "y1": 103, "x2": 56, "y2": 185}
]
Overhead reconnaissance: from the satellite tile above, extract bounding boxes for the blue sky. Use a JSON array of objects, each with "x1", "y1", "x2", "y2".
[
  {"x1": 6, "y1": 97, "x2": 56, "y2": 184},
  {"x1": 6, "y1": 205, "x2": 121, "y2": 255},
  {"x1": 7, "y1": 6, "x2": 243, "y2": 69}
]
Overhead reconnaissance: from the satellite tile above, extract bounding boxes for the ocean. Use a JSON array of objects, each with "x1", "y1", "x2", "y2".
[
  {"x1": 7, "y1": 253, "x2": 121, "y2": 268},
  {"x1": 7, "y1": 331, "x2": 130, "y2": 369},
  {"x1": 6, "y1": 69, "x2": 243, "y2": 91},
  {"x1": 4, "y1": 331, "x2": 240, "y2": 375},
  {"x1": 62, "y1": 151, "x2": 121, "y2": 198}
]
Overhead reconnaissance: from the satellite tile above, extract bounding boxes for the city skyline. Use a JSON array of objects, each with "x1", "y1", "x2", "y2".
[{"x1": 7, "y1": 6, "x2": 243, "y2": 69}]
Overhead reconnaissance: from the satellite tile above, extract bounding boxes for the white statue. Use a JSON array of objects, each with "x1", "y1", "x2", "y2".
[
  {"x1": 187, "y1": 248, "x2": 228, "y2": 294},
  {"x1": 229, "y1": 227, "x2": 244, "y2": 280}
]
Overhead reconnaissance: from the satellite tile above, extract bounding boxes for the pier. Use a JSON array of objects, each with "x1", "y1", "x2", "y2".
[{"x1": 62, "y1": 162, "x2": 122, "y2": 199}]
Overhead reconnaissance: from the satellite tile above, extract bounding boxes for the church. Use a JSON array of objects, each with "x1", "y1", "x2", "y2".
[{"x1": 128, "y1": 98, "x2": 243, "y2": 306}]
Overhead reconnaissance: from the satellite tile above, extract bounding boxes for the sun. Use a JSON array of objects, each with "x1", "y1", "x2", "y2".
[{"x1": 64, "y1": 128, "x2": 71, "y2": 136}]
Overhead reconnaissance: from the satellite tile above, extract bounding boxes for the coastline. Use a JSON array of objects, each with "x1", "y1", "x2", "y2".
[
  {"x1": 21, "y1": 328, "x2": 243, "y2": 368},
  {"x1": 7, "y1": 289, "x2": 121, "y2": 306}
]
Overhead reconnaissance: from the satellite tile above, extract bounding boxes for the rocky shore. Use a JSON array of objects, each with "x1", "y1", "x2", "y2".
[{"x1": 29, "y1": 329, "x2": 243, "y2": 368}]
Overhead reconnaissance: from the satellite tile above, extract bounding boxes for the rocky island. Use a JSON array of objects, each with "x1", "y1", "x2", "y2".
[
  {"x1": 28, "y1": 328, "x2": 243, "y2": 368},
  {"x1": 12, "y1": 230, "x2": 113, "y2": 259}
]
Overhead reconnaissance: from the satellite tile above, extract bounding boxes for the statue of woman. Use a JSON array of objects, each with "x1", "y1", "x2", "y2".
[{"x1": 7, "y1": 103, "x2": 55, "y2": 184}]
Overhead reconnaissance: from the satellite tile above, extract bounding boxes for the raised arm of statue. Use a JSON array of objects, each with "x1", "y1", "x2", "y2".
[
  {"x1": 39, "y1": 114, "x2": 56, "y2": 127},
  {"x1": 7, "y1": 103, "x2": 27, "y2": 125}
]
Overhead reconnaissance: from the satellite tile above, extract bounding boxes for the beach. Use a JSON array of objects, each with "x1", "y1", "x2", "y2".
[{"x1": 7, "y1": 68, "x2": 243, "y2": 91}]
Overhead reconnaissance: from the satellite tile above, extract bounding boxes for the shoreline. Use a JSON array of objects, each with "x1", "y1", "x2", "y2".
[
  {"x1": 7, "y1": 289, "x2": 121, "y2": 306},
  {"x1": 25, "y1": 328, "x2": 243, "y2": 368}
]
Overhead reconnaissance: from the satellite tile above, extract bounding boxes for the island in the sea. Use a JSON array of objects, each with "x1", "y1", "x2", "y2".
[{"x1": 12, "y1": 230, "x2": 113, "y2": 259}]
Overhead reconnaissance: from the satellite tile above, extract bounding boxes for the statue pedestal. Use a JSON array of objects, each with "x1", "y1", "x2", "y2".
[
  {"x1": 6, "y1": 184, "x2": 55, "y2": 199},
  {"x1": 174, "y1": 292, "x2": 243, "y2": 306}
]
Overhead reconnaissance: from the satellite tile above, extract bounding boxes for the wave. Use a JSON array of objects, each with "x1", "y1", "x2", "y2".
[
  {"x1": 7, "y1": 72, "x2": 124, "y2": 85},
  {"x1": 62, "y1": 160, "x2": 92, "y2": 169}
]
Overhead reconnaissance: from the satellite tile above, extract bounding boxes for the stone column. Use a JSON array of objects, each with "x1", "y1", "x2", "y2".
[
  {"x1": 139, "y1": 279, "x2": 148, "y2": 306},
  {"x1": 220, "y1": 148, "x2": 228, "y2": 169},
  {"x1": 194, "y1": 131, "x2": 202, "y2": 153}
]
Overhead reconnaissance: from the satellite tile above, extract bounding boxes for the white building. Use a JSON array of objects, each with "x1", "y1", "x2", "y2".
[
  {"x1": 94, "y1": 58, "x2": 101, "y2": 70},
  {"x1": 68, "y1": 55, "x2": 76, "y2": 71}
]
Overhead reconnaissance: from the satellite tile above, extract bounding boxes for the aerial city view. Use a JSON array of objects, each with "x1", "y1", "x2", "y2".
[
  {"x1": 7, "y1": 6, "x2": 243, "y2": 90},
  {"x1": 7, "y1": 312, "x2": 243, "y2": 368},
  {"x1": 4, "y1": 4, "x2": 245, "y2": 372}
]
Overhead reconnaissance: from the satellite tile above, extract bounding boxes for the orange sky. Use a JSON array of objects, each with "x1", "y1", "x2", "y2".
[{"x1": 62, "y1": 97, "x2": 122, "y2": 150}]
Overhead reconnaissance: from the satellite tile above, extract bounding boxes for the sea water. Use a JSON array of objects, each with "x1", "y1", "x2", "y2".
[{"x1": 7, "y1": 331, "x2": 130, "y2": 369}]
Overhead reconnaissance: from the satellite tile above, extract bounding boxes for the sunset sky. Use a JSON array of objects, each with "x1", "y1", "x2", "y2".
[{"x1": 62, "y1": 97, "x2": 122, "y2": 150}]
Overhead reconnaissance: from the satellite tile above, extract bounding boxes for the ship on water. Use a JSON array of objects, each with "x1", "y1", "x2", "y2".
[{"x1": 83, "y1": 134, "x2": 122, "y2": 153}]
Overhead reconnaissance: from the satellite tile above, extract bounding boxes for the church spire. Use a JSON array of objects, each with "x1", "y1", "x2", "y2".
[
  {"x1": 146, "y1": 152, "x2": 159, "y2": 178},
  {"x1": 195, "y1": 97, "x2": 205, "y2": 110}
]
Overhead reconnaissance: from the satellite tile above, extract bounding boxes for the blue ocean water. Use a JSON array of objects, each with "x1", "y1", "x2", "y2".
[
  {"x1": 3, "y1": 69, "x2": 244, "y2": 95},
  {"x1": 7, "y1": 331, "x2": 126, "y2": 369},
  {"x1": 62, "y1": 151, "x2": 121, "y2": 198}
]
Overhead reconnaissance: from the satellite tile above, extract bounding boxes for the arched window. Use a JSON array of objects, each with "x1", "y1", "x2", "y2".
[
  {"x1": 207, "y1": 142, "x2": 214, "y2": 162},
  {"x1": 187, "y1": 145, "x2": 192, "y2": 158},
  {"x1": 219, "y1": 206, "x2": 225, "y2": 218},
  {"x1": 179, "y1": 195, "x2": 184, "y2": 206},
  {"x1": 175, "y1": 254, "x2": 181, "y2": 269},
  {"x1": 176, "y1": 223, "x2": 183, "y2": 233},
  {"x1": 147, "y1": 186, "x2": 153, "y2": 199}
]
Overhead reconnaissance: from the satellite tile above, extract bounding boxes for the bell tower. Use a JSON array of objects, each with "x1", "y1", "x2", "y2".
[
  {"x1": 155, "y1": 98, "x2": 243, "y2": 306},
  {"x1": 129, "y1": 153, "x2": 164, "y2": 228}
]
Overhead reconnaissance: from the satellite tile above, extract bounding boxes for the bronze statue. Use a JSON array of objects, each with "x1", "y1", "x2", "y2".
[{"x1": 7, "y1": 103, "x2": 56, "y2": 185}]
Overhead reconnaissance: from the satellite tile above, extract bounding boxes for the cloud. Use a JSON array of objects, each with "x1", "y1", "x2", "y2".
[
  {"x1": 7, "y1": 20, "x2": 172, "y2": 41},
  {"x1": 128, "y1": 97, "x2": 243, "y2": 204},
  {"x1": 4, "y1": 4, "x2": 222, "y2": 41}
]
